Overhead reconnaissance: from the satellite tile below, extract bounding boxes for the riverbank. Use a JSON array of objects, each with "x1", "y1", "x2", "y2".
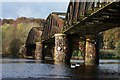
[{"x1": 99, "y1": 49, "x2": 120, "y2": 59}]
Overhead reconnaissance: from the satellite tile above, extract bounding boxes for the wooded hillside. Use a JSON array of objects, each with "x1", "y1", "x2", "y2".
[
  {"x1": 1, "y1": 17, "x2": 45, "y2": 57},
  {"x1": 0, "y1": 17, "x2": 120, "y2": 58}
]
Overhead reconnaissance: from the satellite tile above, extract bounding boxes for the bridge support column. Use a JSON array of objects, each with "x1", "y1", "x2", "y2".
[
  {"x1": 79, "y1": 40, "x2": 85, "y2": 60},
  {"x1": 35, "y1": 42, "x2": 42, "y2": 60},
  {"x1": 85, "y1": 35, "x2": 99, "y2": 66},
  {"x1": 41, "y1": 42, "x2": 46, "y2": 60},
  {"x1": 54, "y1": 34, "x2": 67, "y2": 62}
]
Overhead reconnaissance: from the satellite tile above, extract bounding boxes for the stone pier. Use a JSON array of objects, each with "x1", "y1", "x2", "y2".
[
  {"x1": 54, "y1": 34, "x2": 67, "y2": 62},
  {"x1": 79, "y1": 39, "x2": 85, "y2": 59},
  {"x1": 35, "y1": 42, "x2": 42, "y2": 60},
  {"x1": 85, "y1": 35, "x2": 99, "y2": 66}
]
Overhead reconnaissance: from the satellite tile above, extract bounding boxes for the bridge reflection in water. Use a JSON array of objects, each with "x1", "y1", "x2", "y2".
[{"x1": 2, "y1": 58, "x2": 120, "y2": 79}]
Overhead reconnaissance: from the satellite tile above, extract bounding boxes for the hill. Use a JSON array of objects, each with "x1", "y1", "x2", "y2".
[
  {"x1": 0, "y1": 17, "x2": 120, "y2": 59},
  {"x1": 1, "y1": 17, "x2": 45, "y2": 57}
]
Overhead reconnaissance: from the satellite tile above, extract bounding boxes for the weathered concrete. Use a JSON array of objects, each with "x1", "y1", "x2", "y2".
[{"x1": 54, "y1": 34, "x2": 67, "y2": 62}]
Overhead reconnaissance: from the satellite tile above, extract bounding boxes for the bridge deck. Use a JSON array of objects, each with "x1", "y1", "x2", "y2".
[
  {"x1": 42, "y1": 1, "x2": 120, "y2": 43},
  {"x1": 39, "y1": 1, "x2": 120, "y2": 64},
  {"x1": 64, "y1": 2, "x2": 120, "y2": 35}
]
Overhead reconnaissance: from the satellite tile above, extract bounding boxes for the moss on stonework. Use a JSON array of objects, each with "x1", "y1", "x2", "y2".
[{"x1": 85, "y1": 58, "x2": 96, "y2": 65}]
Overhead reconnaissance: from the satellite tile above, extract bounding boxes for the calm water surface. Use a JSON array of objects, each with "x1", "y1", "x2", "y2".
[{"x1": 1, "y1": 58, "x2": 120, "y2": 79}]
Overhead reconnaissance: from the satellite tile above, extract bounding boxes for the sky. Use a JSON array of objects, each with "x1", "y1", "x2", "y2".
[
  {"x1": 1, "y1": 0, "x2": 117, "y2": 19},
  {"x1": 1, "y1": 1, "x2": 69, "y2": 19}
]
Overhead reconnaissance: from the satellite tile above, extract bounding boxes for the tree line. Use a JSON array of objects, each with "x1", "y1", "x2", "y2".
[
  {"x1": 1, "y1": 17, "x2": 45, "y2": 57},
  {"x1": 0, "y1": 17, "x2": 120, "y2": 59}
]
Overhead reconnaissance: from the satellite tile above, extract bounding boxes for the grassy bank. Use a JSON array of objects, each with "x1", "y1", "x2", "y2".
[
  {"x1": 71, "y1": 49, "x2": 120, "y2": 60},
  {"x1": 99, "y1": 49, "x2": 120, "y2": 59}
]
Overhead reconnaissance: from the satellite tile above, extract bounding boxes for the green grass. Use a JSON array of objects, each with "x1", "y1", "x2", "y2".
[
  {"x1": 71, "y1": 49, "x2": 120, "y2": 59},
  {"x1": 99, "y1": 49, "x2": 120, "y2": 59}
]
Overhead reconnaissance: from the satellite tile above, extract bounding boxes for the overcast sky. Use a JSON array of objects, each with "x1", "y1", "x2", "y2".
[{"x1": 1, "y1": 2, "x2": 69, "y2": 19}]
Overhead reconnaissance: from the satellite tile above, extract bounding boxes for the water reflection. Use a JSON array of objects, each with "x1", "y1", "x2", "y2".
[{"x1": 2, "y1": 58, "x2": 120, "y2": 79}]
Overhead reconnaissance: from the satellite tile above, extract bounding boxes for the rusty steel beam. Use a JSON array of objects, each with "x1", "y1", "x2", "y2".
[
  {"x1": 52, "y1": 12, "x2": 66, "y2": 16},
  {"x1": 64, "y1": 1, "x2": 120, "y2": 35},
  {"x1": 42, "y1": 12, "x2": 65, "y2": 42}
]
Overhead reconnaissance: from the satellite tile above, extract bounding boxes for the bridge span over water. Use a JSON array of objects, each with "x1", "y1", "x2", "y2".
[{"x1": 26, "y1": 0, "x2": 120, "y2": 66}]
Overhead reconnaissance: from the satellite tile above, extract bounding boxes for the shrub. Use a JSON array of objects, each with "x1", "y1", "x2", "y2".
[{"x1": 99, "y1": 49, "x2": 118, "y2": 59}]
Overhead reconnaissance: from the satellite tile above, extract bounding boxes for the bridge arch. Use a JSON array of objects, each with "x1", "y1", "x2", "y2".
[{"x1": 25, "y1": 27, "x2": 42, "y2": 59}]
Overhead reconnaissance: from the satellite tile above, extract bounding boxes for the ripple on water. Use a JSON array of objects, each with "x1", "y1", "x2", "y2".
[{"x1": 2, "y1": 59, "x2": 120, "y2": 78}]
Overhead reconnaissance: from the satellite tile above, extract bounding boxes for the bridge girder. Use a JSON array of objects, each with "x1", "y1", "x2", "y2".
[{"x1": 64, "y1": 1, "x2": 120, "y2": 35}]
